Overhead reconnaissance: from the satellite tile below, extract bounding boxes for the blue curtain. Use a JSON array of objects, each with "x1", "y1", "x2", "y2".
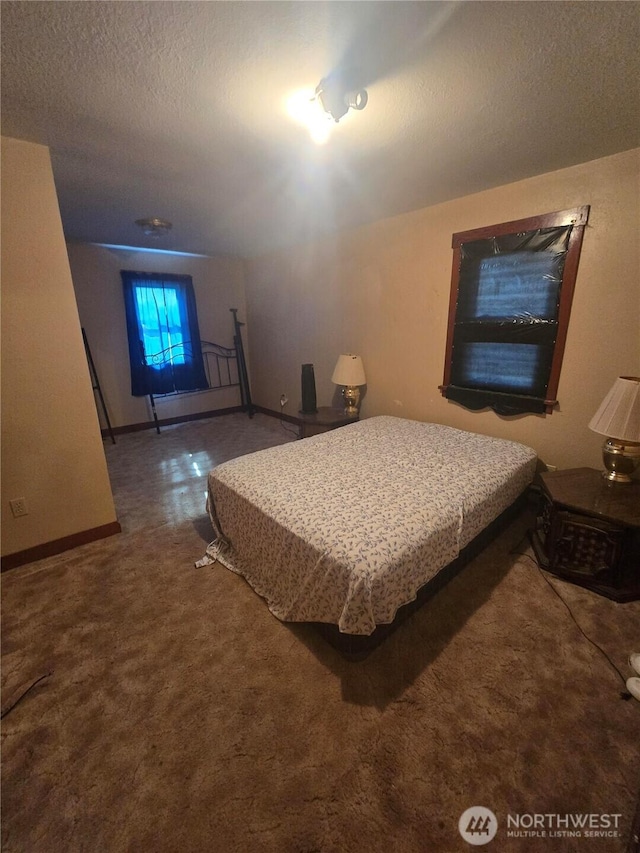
[{"x1": 121, "y1": 271, "x2": 208, "y2": 396}]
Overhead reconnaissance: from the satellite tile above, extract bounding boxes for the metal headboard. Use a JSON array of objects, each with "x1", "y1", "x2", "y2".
[
  {"x1": 145, "y1": 339, "x2": 240, "y2": 396},
  {"x1": 142, "y1": 309, "x2": 253, "y2": 432}
]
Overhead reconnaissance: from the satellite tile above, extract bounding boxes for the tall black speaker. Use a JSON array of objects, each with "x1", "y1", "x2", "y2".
[{"x1": 300, "y1": 364, "x2": 318, "y2": 414}]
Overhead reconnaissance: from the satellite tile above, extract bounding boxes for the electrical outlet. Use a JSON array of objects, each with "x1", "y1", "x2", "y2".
[
  {"x1": 280, "y1": 394, "x2": 288, "y2": 408},
  {"x1": 10, "y1": 497, "x2": 28, "y2": 517},
  {"x1": 546, "y1": 464, "x2": 558, "y2": 472}
]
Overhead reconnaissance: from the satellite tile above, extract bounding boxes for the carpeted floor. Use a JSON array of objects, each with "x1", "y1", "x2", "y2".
[{"x1": 2, "y1": 413, "x2": 639, "y2": 852}]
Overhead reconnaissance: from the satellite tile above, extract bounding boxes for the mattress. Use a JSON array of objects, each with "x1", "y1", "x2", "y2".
[{"x1": 200, "y1": 416, "x2": 537, "y2": 635}]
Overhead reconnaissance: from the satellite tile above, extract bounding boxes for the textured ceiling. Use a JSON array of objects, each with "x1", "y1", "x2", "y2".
[{"x1": 2, "y1": 1, "x2": 639, "y2": 258}]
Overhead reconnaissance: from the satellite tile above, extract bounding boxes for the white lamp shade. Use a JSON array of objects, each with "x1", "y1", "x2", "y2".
[
  {"x1": 331, "y1": 354, "x2": 366, "y2": 386},
  {"x1": 588, "y1": 376, "x2": 640, "y2": 442}
]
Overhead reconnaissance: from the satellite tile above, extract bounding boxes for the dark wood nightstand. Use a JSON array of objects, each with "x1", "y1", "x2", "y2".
[
  {"x1": 297, "y1": 406, "x2": 358, "y2": 439},
  {"x1": 529, "y1": 467, "x2": 640, "y2": 602}
]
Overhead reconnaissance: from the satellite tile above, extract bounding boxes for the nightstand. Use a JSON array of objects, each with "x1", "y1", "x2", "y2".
[
  {"x1": 298, "y1": 406, "x2": 358, "y2": 439},
  {"x1": 529, "y1": 467, "x2": 640, "y2": 602}
]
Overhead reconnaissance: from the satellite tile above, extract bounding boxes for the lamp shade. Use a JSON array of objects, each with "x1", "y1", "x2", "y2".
[
  {"x1": 588, "y1": 376, "x2": 640, "y2": 442},
  {"x1": 331, "y1": 354, "x2": 366, "y2": 386}
]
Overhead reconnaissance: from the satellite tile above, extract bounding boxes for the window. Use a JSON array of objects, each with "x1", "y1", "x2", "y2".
[
  {"x1": 121, "y1": 271, "x2": 208, "y2": 396},
  {"x1": 440, "y1": 206, "x2": 590, "y2": 415}
]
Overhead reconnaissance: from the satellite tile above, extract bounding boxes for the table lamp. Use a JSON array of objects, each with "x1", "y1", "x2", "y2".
[
  {"x1": 588, "y1": 375, "x2": 640, "y2": 482},
  {"x1": 331, "y1": 354, "x2": 366, "y2": 416}
]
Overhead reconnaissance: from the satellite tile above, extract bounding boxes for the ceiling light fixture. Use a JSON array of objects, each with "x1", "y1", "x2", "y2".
[
  {"x1": 286, "y1": 72, "x2": 368, "y2": 145},
  {"x1": 135, "y1": 217, "x2": 172, "y2": 238},
  {"x1": 286, "y1": 90, "x2": 333, "y2": 144},
  {"x1": 315, "y1": 76, "x2": 368, "y2": 123}
]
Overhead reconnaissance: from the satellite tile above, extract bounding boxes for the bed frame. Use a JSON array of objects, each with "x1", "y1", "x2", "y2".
[
  {"x1": 144, "y1": 309, "x2": 253, "y2": 432},
  {"x1": 146, "y1": 338, "x2": 240, "y2": 393}
]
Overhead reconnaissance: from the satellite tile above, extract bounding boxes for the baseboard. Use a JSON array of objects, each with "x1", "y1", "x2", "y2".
[
  {"x1": 1, "y1": 521, "x2": 122, "y2": 572},
  {"x1": 252, "y1": 405, "x2": 301, "y2": 426},
  {"x1": 101, "y1": 405, "x2": 246, "y2": 437}
]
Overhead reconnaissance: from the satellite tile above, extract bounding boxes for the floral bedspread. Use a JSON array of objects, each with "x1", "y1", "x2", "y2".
[{"x1": 200, "y1": 416, "x2": 537, "y2": 635}]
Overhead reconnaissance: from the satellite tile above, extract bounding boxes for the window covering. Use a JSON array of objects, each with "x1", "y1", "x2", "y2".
[
  {"x1": 441, "y1": 207, "x2": 589, "y2": 416},
  {"x1": 121, "y1": 271, "x2": 208, "y2": 396}
]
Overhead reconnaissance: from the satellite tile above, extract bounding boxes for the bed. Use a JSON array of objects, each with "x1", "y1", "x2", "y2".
[{"x1": 199, "y1": 416, "x2": 537, "y2": 655}]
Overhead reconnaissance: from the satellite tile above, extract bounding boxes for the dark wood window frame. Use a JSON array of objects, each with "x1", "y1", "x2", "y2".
[{"x1": 440, "y1": 205, "x2": 590, "y2": 415}]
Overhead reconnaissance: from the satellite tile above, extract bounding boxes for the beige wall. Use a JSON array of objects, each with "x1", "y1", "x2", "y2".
[
  {"x1": 67, "y1": 243, "x2": 247, "y2": 428},
  {"x1": 245, "y1": 148, "x2": 640, "y2": 471},
  {"x1": 1, "y1": 137, "x2": 118, "y2": 557}
]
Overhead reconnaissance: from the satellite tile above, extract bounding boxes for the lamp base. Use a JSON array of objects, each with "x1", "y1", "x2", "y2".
[
  {"x1": 341, "y1": 385, "x2": 361, "y2": 417},
  {"x1": 601, "y1": 438, "x2": 640, "y2": 483}
]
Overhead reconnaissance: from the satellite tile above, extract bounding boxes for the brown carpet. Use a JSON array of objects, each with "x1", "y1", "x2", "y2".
[{"x1": 2, "y1": 413, "x2": 639, "y2": 852}]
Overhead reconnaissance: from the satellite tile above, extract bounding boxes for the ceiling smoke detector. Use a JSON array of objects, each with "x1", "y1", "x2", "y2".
[{"x1": 135, "y1": 217, "x2": 172, "y2": 238}]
